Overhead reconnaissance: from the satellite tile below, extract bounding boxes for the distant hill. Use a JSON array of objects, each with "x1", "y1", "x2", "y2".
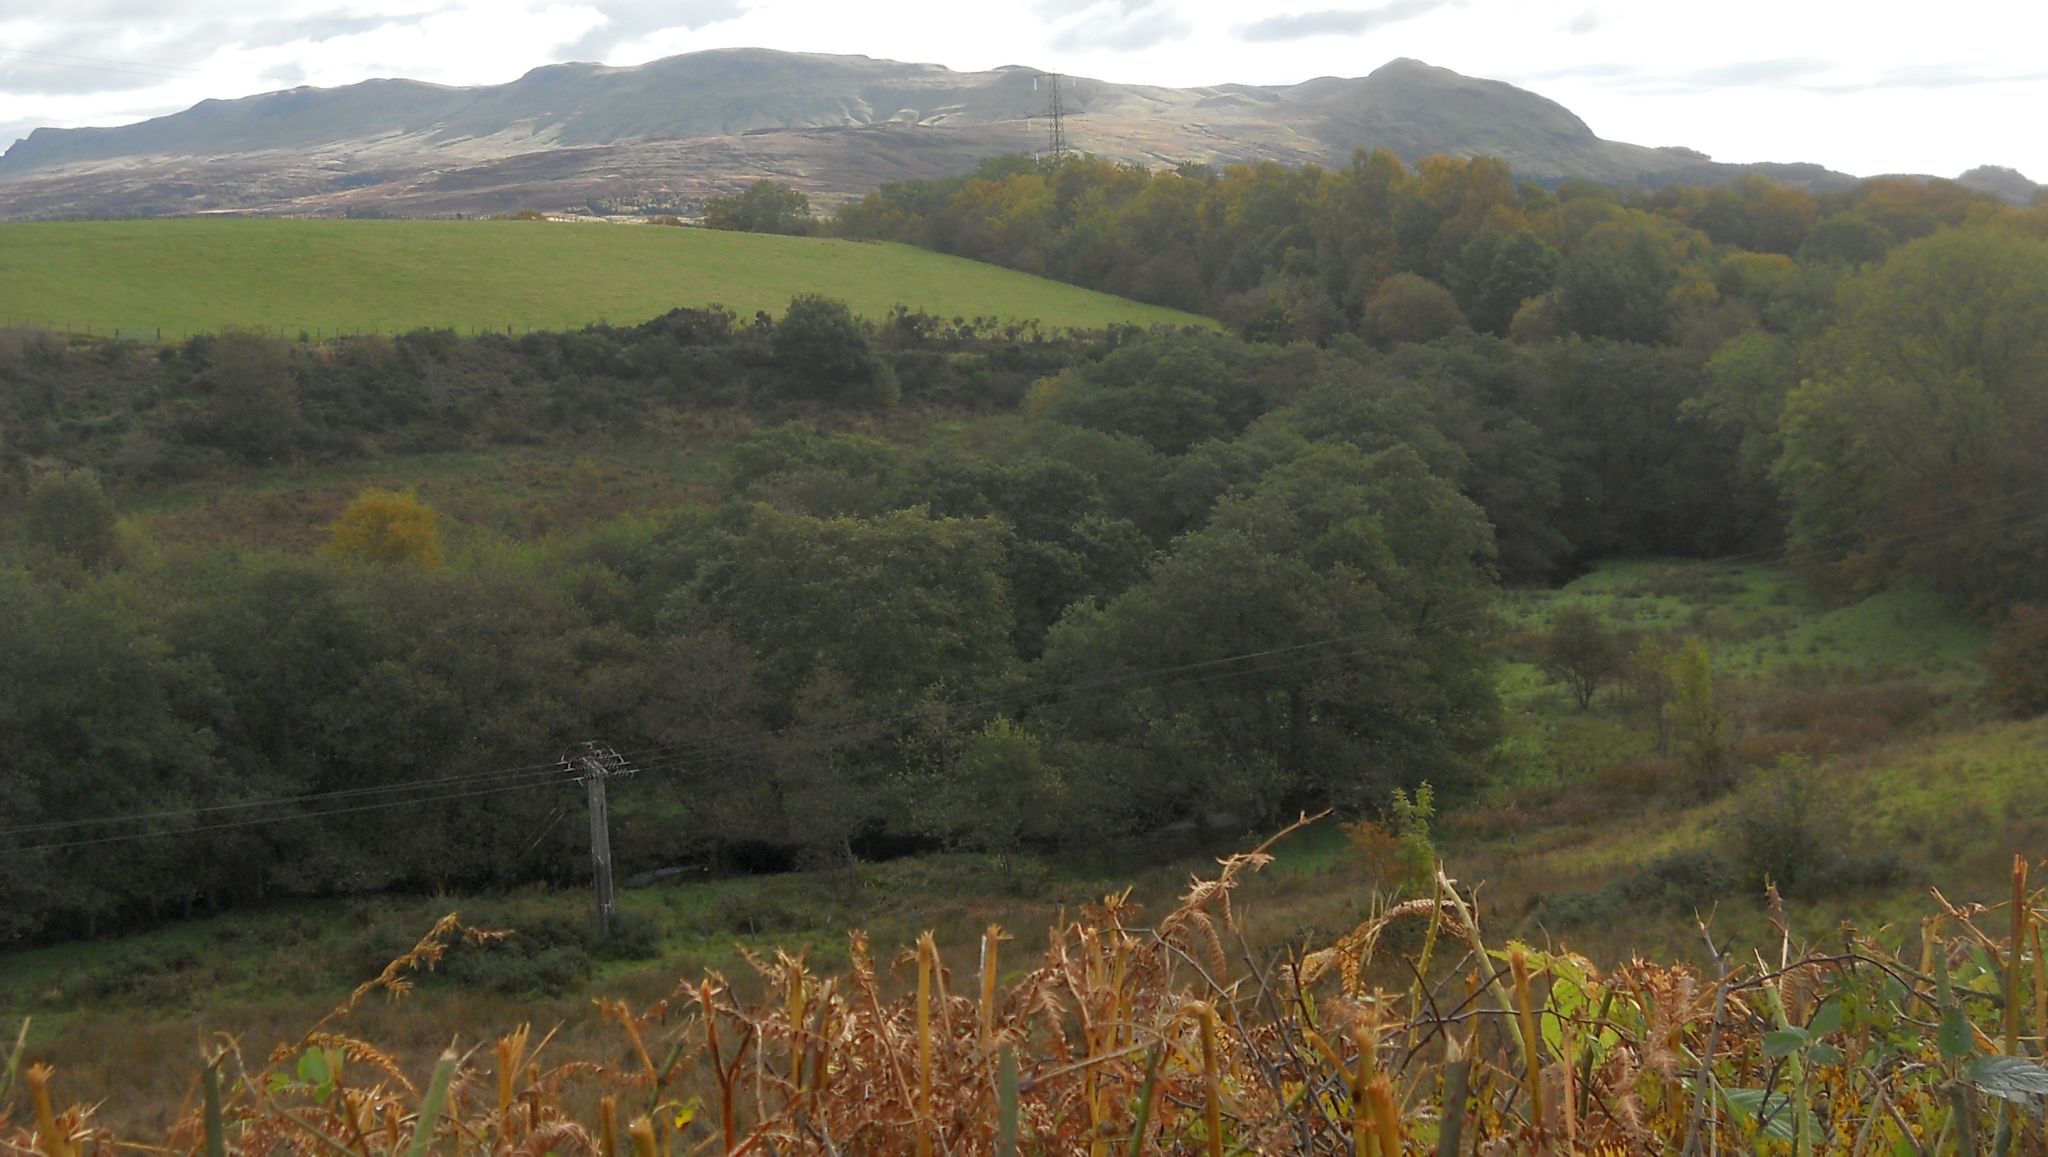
[
  {"x1": 0, "y1": 49, "x2": 1869, "y2": 220},
  {"x1": 1957, "y1": 165, "x2": 2042, "y2": 206}
]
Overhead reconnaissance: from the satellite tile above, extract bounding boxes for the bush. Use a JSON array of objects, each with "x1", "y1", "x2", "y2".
[
  {"x1": 1720, "y1": 754, "x2": 1838, "y2": 893},
  {"x1": 1988, "y1": 604, "x2": 2048, "y2": 717},
  {"x1": 709, "y1": 889, "x2": 810, "y2": 936},
  {"x1": 1542, "y1": 605, "x2": 1625, "y2": 710},
  {"x1": 443, "y1": 941, "x2": 593, "y2": 996},
  {"x1": 1533, "y1": 850, "x2": 1737, "y2": 928},
  {"x1": 23, "y1": 469, "x2": 119, "y2": 568}
]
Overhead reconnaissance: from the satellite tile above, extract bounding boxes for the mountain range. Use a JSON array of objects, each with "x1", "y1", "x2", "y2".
[{"x1": 0, "y1": 49, "x2": 2033, "y2": 220}]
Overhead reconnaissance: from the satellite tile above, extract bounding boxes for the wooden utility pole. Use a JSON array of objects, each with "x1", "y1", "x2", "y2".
[{"x1": 571, "y1": 742, "x2": 634, "y2": 937}]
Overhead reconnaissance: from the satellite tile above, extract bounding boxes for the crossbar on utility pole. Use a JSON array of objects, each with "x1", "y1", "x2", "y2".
[{"x1": 570, "y1": 742, "x2": 635, "y2": 937}]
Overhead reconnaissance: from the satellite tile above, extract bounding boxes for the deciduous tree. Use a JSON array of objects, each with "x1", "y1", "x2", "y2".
[{"x1": 326, "y1": 487, "x2": 443, "y2": 569}]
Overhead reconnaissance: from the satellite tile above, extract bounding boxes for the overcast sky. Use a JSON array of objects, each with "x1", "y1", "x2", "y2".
[{"x1": 3, "y1": 0, "x2": 2043, "y2": 180}]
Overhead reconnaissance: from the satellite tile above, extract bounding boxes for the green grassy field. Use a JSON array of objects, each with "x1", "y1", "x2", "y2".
[{"x1": 0, "y1": 218, "x2": 1209, "y2": 337}]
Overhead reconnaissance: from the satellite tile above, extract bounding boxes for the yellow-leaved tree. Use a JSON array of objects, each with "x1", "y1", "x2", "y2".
[{"x1": 325, "y1": 487, "x2": 442, "y2": 568}]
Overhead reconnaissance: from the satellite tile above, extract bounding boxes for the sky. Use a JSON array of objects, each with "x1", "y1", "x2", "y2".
[{"x1": 2, "y1": 0, "x2": 2044, "y2": 180}]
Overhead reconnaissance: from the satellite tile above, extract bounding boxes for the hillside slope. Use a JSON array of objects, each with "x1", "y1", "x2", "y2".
[{"x1": 0, "y1": 50, "x2": 1859, "y2": 220}]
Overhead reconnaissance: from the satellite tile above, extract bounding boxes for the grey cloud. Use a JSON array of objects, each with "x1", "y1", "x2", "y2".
[
  {"x1": 0, "y1": 53, "x2": 190, "y2": 97},
  {"x1": 561, "y1": 0, "x2": 747, "y2": 61},
  {"x1": 1240, "y1": 0, "x2": 1454, "y2": 43},
  {"x1": 1515, "y1": 58, "x2": 1839, "y2": 97},
  {"x1": 1047, "y1": 1, "x2": 1191, "y2": 53},
  {"x1": 1855, "y1": 63, "x2": 2048, "y2": 90},
  {"x1": 1679, "y1": 57, "x2": 1834, "y2": 87},
  {"x1": 1564, "y1": 9, "x2": 1599, "y2": 34},
  {"x1": 1507, "y1": 61, "x2": 1637, "y2": 83},
  {"x1": 1565, "y1": 57, "x2": 2048, "y2": 99},
  {"x1": 0, "y1": 14, "x2": 394, "y2": 97},
  {"x1": 1032, "y1": 0, "x2": 1153, "y2": 18}
]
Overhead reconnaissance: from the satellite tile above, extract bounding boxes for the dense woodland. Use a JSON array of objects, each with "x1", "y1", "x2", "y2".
[{"x1": 3, "y1": 153, "x2": 2047, "y2": 942}]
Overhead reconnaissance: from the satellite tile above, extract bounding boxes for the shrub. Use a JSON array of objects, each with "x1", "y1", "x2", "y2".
[
  {"x1": 324, "y1": 487, "x2": 443, "y2": 568},
  {"x1": 1720, "y1": 753, "x2": 1838, "y2": 893},
  {"x1": 443, "y1": 941, "x2": 593, "y2": 996},
  {"x1": 1533, "y1": 851, "x2": 1737, "y2": 928},
  {"x1": 1988, "y1": 604, "x2": 2048, "y2": 717},
  {"x1": 1595, "y1": 755, "x2": 1686, "y2": 795},
  {"x1": 1542, "y1": 605, "x2": 1626, "y2": 710},
  {"x1": 23, "y1": 469, "x2": 119, "y2": 569},
  {"x1": 1342, "y1": 784, "x2": 1435, "y2": 896}
]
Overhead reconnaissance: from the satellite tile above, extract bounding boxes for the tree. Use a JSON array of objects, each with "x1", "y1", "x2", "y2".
[
  {"x1": 1774, "y1": 229, "x2": 2048, "y2": 609},
  {"x1": 1552, "y1": 221, "x2": 1685, "y2": 344},
  {"x1": 1360, "y1": 273, "x2": 1469, "y2": 348},
  {"x1": 1988, "y1": 604, "x2": 2048, "y2": 718},
  {"x1": 1542, "y1": 605, "x2": 1624, "y2": 710},
  {"x1": 769, "y1": 295, "x2": 897, "y2": 406},
  {"x1": 1038, "y1": 443, "x2": 1499, "y2": 825},
  {"x1": 690, "y1": 504, "x2": 1015, "y2": 717},
  {"x1": 326, "y1": 487, "x2": 443, "y2": 568},
  {"x1": 1451, "y1": 229, "x2": 1560, "y2": 336},
  {"x1": 0, "y1": 566, "x2": 220, "y2": 938},
  {"x1": 916, "y1": 717, "x2": 1067, "y2": 864},
  {"x1": 1621, "y1": 637, "x2": 1675, "y2": 756},
  {"x1": 1686, "y1": 330, "x2": 1801, "y2": 479},
  {"x1": 702, "y1": 179, "x2": 815, "y2": 235},
  {"x1": 1799, "y1": 212, "x2": 1894, "y2": 267},
  {"x1": 1669, "y1": 638, "x2": 1730, "y2": 796},
  {"x1": 1530, "y1": 341, "x2": 1774, "y2": 563},
  {"x1": 197, "y1": 332, "x2": 300, "y2": 465},
  {"x1": 23, "y1": 469, "x2": 119, "y2": 569}
]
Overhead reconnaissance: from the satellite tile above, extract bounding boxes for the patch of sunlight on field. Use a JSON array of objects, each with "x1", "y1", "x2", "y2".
[{"x1": 1838, "y1": 717, "x2": 2048, "y2": 843}]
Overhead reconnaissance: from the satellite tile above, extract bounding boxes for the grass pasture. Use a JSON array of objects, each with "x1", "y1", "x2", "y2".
[{"x1": 0, "y1": 218, "x2": 1209, "y2": 338}]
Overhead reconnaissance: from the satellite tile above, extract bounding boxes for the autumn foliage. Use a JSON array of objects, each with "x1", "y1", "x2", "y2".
[
  {"x1": 325, "y1": 487, "x2": 443, "y2": 569},
  {"x1": 11, "y1": 826, "x2": 2048, "y2": 1155}
]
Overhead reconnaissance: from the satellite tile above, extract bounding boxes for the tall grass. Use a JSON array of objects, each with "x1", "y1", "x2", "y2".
[{"x1": 9, "y1": 823, "x2": 2048, "y2": 1153}]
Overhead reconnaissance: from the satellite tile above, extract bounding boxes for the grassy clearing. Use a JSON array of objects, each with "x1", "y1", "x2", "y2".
[
  {"x1": 1463, "y1": 557, "x2": 2021, "y2": 962},
  {"x1": 0, "y1": 218, "x2": 1209, "y2": 337},
  {"x1": 123, "y1": 437, "x2": 734, "y2": 553}
]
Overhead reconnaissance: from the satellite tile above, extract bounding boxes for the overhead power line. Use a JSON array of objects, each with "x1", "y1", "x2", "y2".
[{"x1": 0, "y1": 46, "x2": 204, "y2": 83}]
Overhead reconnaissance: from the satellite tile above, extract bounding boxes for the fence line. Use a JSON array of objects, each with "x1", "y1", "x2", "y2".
[{"x1": 0, "y1": 320, "x2": 554, "y2": 344}]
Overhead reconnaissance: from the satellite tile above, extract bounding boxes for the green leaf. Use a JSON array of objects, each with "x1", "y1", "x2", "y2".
[
  {"x1": 1965, "y1": 1056, "x2": 2048, "y2": 1105},
  {"x1": 1806, "y1": 1042, "x2": 1844, "y2": 1067},
  {"x1": 1938, "y1": 1007, "x2": 1975, "y2": 1060},
  {"x1": 406, "y1": 1047, "x2": 458, "y2": 1157},
  {"x1": 1721, "y1": 1087, "x2": 1813, "y2": 1142},
  {"x1": 1807, "y1": 998, "x2": 1843, "y2": 1037},
  {"x1": 1763, "y1": 1028, "x2": 1811, "y2": 1058}
]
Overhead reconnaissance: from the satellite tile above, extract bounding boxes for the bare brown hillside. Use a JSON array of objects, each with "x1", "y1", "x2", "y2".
[{"x1": 0, "y1": 50, "x2": 1861, "y2": 220}]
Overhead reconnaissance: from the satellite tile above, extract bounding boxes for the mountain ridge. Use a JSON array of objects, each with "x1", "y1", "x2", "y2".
[{"x1": 0, "y1": 48, "x2": 1949, "y2": 220}]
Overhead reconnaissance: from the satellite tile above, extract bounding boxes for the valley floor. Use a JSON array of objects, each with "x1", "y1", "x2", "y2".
[{"x1": 4, "y1": 556, "x2": 2030, "y2": 1131}]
